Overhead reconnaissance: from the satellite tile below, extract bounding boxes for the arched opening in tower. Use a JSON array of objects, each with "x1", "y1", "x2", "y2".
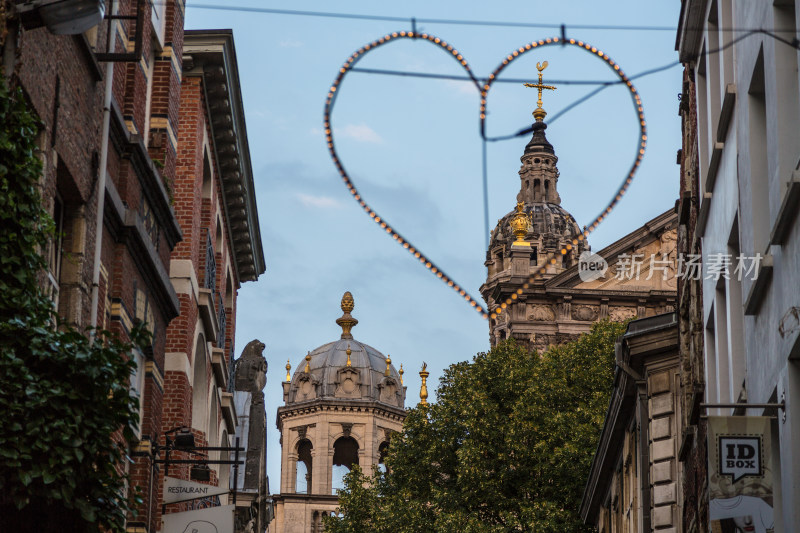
[
  {"x1": 296, "y1": 439, "x2": 313, "y2": 494},
  {"x1": 378, "y1": 441, "x2": 390, "y2": 473},
  {"x1": 331, "y1": 436, "x2": 359, "y2": 494}
]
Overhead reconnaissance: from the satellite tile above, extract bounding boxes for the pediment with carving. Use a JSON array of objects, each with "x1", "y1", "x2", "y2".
[
  {"x1": 334, "y1": 367, "x2": 362, "y2": 399},
  {"x1": 293, "y1": 373, "x2": 319, "y2": 402},
  {"x1": 377, "y1": 376, "x2": 403, "y2": 407}
]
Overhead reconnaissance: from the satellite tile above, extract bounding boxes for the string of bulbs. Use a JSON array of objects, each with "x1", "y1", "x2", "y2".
[{"x1": 181, "y1": 2, "x2": 800, "y2": 318}]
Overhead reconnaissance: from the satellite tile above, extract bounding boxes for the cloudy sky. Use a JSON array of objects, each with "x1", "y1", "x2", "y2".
[{"x1": 185, "y1": 0, "x2": 682, "y2": 491}]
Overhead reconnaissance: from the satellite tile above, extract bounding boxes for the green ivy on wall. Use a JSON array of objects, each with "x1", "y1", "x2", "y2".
[{"x1": 0, "y1": 78, "x2": 144, "y2": 532}]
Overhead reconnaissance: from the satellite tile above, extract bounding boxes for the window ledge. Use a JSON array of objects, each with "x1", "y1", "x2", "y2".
[
  {"x1": 696, "y1": 192, "x2": 713, "y2": 236},
  {"x1": 221, "y1": 392, "x2": 237, "y2": 433},
  {"x1": 716, "y1": 84, "x2": 736, "y2": 143},
  {"x1": 198, "y1": 288, "x2": 219, "y2": 343},
  {"x1": 704, "y1": 142, "x2": 724, "y2": 194},
  {"x1": 770, "y1": 170, "x2": 800, "y2": 246},
  {"x1": 744, "y1": 253, "x2": 774, "y2": 315},
  {"x1": 211, "y1": 347, "x2": 228, "y2": 389}
]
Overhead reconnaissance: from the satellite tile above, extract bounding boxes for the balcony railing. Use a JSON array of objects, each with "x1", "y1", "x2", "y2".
[
  {"x1": 217, "y1": 291, "x2": 226, "y2": 348},
  {"x1": 204, "y1": 230, "x2": 216, "y2": 294}
]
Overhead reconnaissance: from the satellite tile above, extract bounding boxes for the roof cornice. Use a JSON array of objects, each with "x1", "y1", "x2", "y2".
[{"x1": 183, "y1": 30, "x2": 265, "y2": 283}]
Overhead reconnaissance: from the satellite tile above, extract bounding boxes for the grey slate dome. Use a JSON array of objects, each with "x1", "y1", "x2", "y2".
[
  {"x1": 287, "y1": 292, "x2": 405, "y2": 409},
  {"x1": 486, "y1": 112, "x2": 588, "y2": 263}
]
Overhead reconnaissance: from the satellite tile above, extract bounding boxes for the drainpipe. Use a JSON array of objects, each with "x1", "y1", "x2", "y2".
[
  {"x1": 2, "y1": 4, "x2": 19, "y2": 86},
  {"x1": 637, "y1": 384, "x2": 651, "y2": 533},
  {"x1": 89, "y1": 0, "x2": 117, "y2": 332}
]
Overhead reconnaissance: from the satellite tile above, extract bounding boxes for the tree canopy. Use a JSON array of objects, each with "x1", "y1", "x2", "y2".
[{"x1": 324, "y1": 320, "x2": 626, "y2": 533}]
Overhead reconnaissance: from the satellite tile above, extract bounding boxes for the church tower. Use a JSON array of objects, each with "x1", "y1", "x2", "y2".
[
  {"x1": 481, "y1": 63, "x2": 588, "y2": 347},
  {"x1": 480, "y1": 62, "x2": 679, "y2": 351},
  {"x1": 271, "y1": 292, "x2": 406, "y2": 532}
]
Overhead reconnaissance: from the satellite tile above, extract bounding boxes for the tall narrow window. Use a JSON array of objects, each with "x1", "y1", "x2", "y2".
[
  {"x1": 378, "y1": 441, "x2": 390, "y2": 473},
  {"x1": 705, "y1": 314, "x2": 719, "y2": 412},
  {"x1": 130, "y1": 347, "x2": 146, "y2": 440},
  {"x1": 719, "y1": 0, "x2": 734, "y2": 85},
  {"x1": 696, "y1": 46, "x2": 710, "y2": 187},
  {"x1": 191, "y1": 335, "x2": 209, "y2": 435},
  {"x1": 774, "y1": 0, "x2": 800, "y2": 184},
  {"x1": 46, "y1": 193, "x2": 64, "y2": 309},
  {"x1": 727, "y1": 220, "x2": 746, "y2": 398},
  {"x1": 331, "y1": 436, "x2": 359, "y2": 494},
  {"x1": 748, "y1": 49, "x2": 770, "y2": 254},
  {"x1": 296, "y1": 439, "x2": 313, "y2": 494},
  {"x1": 707, "y1": 1, "x2": 722, "y2": 138},
  {"x1": 202, "y1": 153, "x2": 213, "y2": 199},
  {"x1": 714, "y1": 287, "x2": 732, "y2": 404}
]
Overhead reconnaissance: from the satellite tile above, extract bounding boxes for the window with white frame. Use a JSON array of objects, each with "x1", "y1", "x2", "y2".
[
  {"x1": 130, "y1": 347, "x2": 146, "y2": 440},
  {"x1": 46, "y1": 193, "x2": 64, "y2": 310}
]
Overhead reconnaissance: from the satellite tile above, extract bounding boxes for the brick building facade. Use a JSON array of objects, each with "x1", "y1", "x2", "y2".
[
  {"x1": 159, "y1": 28, "x2": 265, "y2": 528},
  {"x1": 2, "y1": 2, "x2": 264, "y2": 531}
]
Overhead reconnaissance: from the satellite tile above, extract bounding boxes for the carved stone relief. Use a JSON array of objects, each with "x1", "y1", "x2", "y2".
[
  {"x1": 609, "y1": 306, "x2": 637, "y2": 322},
  {"x1": 295, "y1": 374, "x2": 318, "y2": 401},
  {"x1": 334, "y1": 367, "x2": 362, "y2": 399},
  {"x1": 528, "y1": 304, "x2": 555, "y2": 321},
  {"x1": 572, "y1": 304, "x2": 599, "y2": 321}
]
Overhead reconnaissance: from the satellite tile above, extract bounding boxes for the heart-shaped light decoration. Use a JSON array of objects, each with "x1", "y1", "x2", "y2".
[{"x1": 324, "y1": 33, "x2": 646, "y2": 321}]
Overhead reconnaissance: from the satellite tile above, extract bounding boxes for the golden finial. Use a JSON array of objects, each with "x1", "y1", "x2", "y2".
[
  {"x1": 336, "y1": 291, "x2": 359, "y2": 339},
  {"x1": 419, "y1": 362, "x2": 429, "y2": 406},
  {"x1": 523, "y1": 61, "x2": 557, "y2": 122},
  {"x1": 285, "y1": 359, "x2": 292, "y2": 381},
  {"x1": 399, "y1": 364, "x2": 404, "y2": 384},
  {"x1": 346, "y1": 344, "x2": 352, "y2": 367},
  {"x1": 304, "y1": 352, "x2": 311, "y2": 373},
  {"x1": 509, "y1": 202, "x2": 532, "y2": 247},
  {"x1": 385, "y1": 355, "x2": 391, "y2": 376}
]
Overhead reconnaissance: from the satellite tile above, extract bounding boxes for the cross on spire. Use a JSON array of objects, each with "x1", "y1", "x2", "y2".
[{"x1": 523, "y1": 61, "x2": 557, "y2": 122}]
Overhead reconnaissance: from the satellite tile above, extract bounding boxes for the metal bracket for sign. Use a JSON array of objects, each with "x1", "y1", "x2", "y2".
[
  {"x1": 94, "y1": 0, "x2": 146, "y2": 63},
  {"x1": 699, "y1": 401, "x2": 786, "y2": 423},
  {"x1": 158, "y1": 436, "x2": 245, "y2": 511}
]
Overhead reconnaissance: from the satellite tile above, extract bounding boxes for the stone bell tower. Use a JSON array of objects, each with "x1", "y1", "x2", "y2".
[{"x1": 270, "y1": 292, "x2": 406, "y2": 532}]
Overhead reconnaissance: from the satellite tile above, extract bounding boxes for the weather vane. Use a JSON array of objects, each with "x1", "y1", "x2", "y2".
[{"x1": 523, "y1": 61, "x2": 557, "y2": 122}]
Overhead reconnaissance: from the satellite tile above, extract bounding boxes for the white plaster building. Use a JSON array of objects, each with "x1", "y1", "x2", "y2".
[{"x1": 677, "y1": 1, "x2": 800, "y2": 529}]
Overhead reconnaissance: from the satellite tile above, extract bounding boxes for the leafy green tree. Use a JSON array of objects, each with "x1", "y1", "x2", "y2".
[
  {"x1": 0, "y1": 80, "x2": 142, "y2": 532},
  {"x1": 324, "y1": 320, "x2": 626, "y2": 533}
]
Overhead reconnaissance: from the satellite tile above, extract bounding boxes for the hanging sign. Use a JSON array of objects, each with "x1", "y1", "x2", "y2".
[
  {"x1": 164, "y1": 476, "x2": 229, "y2": 504},
  {"x1": 707, "y1": 416, "x2": 774, "y2": 533},
  {"x1": 162, "y1": 504, "x2": 234, "y2": 533}
]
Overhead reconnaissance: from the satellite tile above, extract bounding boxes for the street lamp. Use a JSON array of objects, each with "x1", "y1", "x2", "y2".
[
  {"x1": 190, "y1": 463, "x2": 212, "y2": 482},
  {"x1": 171, "y1": 427, "x2": 195, "y2": 450},
  {"x1": 16, "y1": 0, "x2": 106, "y2": 35}
]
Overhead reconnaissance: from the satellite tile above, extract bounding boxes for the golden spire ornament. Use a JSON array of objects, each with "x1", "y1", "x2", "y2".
[
  {"x1": 385, "y1": 355, "x2": 391, "y2": 376},
  {"x1": 419, "y1": 362, "x2": 429, "y2": 406},
  {"x1": 304, "y1": 352, "x2": 311, "y2": 373},
  {"x1": 336, "y1": 291, "x2": 359, "y2": 339},
  {"x1": 509, "y1": 201, "x2": 532, "y2": 247},
  {"x1": 523, "y1": 61, "x2": 557, "y2": 122},
  {"x1": 346, "y1": 344, "x2": 352, "y2": 367},
  {"x1": 399, "y1": 364, "x2": 404, "y2": 384},
  {"x1": 285, "y1": 359, "x2": 292, "y2": 381}
]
